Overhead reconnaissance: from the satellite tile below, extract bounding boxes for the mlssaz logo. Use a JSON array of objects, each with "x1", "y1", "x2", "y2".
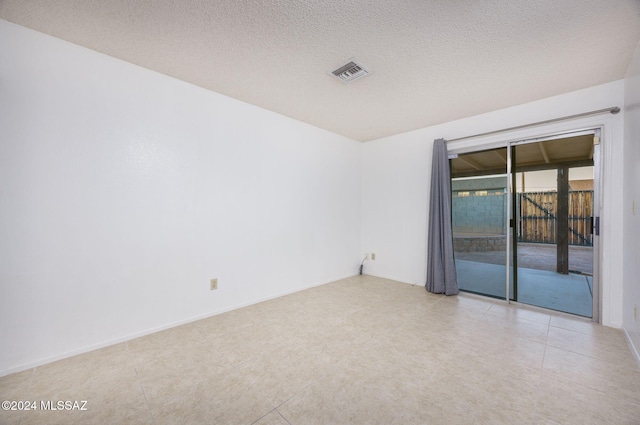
[{"x1": 40, "y1": 400, "x2": 88, "y2": 411}]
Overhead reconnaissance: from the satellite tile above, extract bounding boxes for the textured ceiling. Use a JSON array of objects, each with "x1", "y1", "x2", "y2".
[{"x1": 1, "y1": 1, "x2": 639, "y2": 142}]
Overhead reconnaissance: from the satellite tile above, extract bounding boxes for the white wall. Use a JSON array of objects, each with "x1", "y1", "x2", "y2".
[
  {"x1": 361, "y1": 80, "x2": 626, "y2": 327},
  {"x1": 623, "y1": 40, "x2": 640, "y2": 363},
  {"x1": 0, "y1": 20, "x2": 362, "y2": 375}
]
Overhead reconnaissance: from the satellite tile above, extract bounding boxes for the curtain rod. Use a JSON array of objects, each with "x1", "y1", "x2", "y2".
[{"x1": 445, "y1": 106, "x2": 620, "y2": 143}]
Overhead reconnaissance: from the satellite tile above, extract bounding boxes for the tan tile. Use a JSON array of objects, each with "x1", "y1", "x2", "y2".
[
  {"x1": 145, "y1": 367, "x2": 273, "y2": 425},
  {"x1": 19, "y1": 373, "x2": 152, "y2": 425},
  {"x1": 530, "y1": 416, "x2": 563, "y2": 425},
  {"x1": 314, "y1": 326, "x2": 379, "y2": 365},
  {"x1": 435, "y1": 351, "x2": 542, "y2": 392},
  {"x1": 18, "y1": 408, "x2": 85, "y2": 425},
  {"x1": 535, "y1": 375, "x2": 640, "y2": 425},
  {"x1": 127, "y1": 323, "x2": 203, "y2": 354},
  {"x1": 396, "y1": 368, "x2": 537, "y2": 425},
  {"x1": 546, "y1": 326, "x2": 637, "y2": 368},
  {"x1": 0, "y1": 397, "x2": 32, "y2": 425},
  {"x1": 429, "y1": 299, "x2": 489, "y2": 323},
  {"x1": 0, "y1": 370, "x2": 33, "y2": 425},
  {"x1": 466, "y1": 332, "x2": 547, "y2": 370},
  {"x1": 130, "y1": 338, "x2": 232, "y2": 380},
  {"x1": 392, "y1": 399, "x2": 477, "y2": 425},
  {"x1": 200, "y1": 307, "x2": 341, "y2": 367},
  {"x1": 542, "y1": 346, "x2": 640, "y2": 401},
  {"x1": 329, "y1": 336, "x2": 440, "y2": 399},
  {"x1": 235, "y1": 344, "x2": 334, "y2": 407},
  {"x1": 194, "y1": 303, "x2": 280, "y2": 341},
  {"x1": 440, "y1": 292, "x2": 496, "y2": 312},
  {"x1": 0, "y1": 368, "x2": 33, "y2": 399},
  {"x1": 477, "y1": 312, "x2": 549, "y2": 344},
  {"x1": 138, "y1": 363, "x2": 201, "y2": 404},
  {"x1": 30, "y1": 343, "x2": 137, "y2": 399},
  {"x1": 278, "y1": 373, "x2": 410, "y2": 425},
  {"x1": 334, "y1": 309, "x2": 404, "y2": 338},
  {"x1": 0, "y1": 410, "x2": 23, "y2": 425},
  {"x1": 254, "y1": 409, "x2": 291, "y2": 425},
  {"x1": 550, "y1": 315, "x2": 606, "y2": 335},
  {"x1": 488, "y1": 302, "x2": 552, "y2": 325}
]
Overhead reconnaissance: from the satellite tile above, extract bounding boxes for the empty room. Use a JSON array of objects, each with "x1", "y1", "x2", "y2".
[{"x1": 1, "y1": 1, "x2": 640, "y2": 424}]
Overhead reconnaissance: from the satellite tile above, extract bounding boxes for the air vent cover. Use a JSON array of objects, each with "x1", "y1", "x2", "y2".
[{"x1": 331, "y1": 60, "x2": 369, "y2": 83}]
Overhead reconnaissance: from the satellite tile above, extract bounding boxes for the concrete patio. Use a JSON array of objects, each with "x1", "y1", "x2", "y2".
[{"x1": 454, "y1": 244, "x2": 593, "y2": 317}]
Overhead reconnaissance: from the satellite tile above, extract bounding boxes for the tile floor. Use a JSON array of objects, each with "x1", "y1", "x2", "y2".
[{"x1": 1, "y1": 275, "x2": 639, "y2": 425}]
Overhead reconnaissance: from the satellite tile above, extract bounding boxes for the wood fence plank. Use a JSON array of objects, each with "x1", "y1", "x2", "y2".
[{"x1": 517, "y1": 190, "x2": 592, "y2": 247}]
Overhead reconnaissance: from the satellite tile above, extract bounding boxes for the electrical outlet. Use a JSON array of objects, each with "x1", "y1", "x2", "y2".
[
  {"x1": 210, "y1": 278, "x2": 218, "y2": 291},
  {"x1": 371, "y1": 253, "x2": 376, "y2": 261},
  {"x1": 633, "y1": 201, "x2": 637, "y2": 216}
]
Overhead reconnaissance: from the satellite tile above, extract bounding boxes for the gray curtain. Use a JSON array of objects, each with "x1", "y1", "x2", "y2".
[{"x1": 426, "y1": 139, "x2": 459, "y2": 295}]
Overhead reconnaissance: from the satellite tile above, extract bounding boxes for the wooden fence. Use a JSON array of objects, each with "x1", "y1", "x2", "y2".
[{"x1": 517, "y1": 190, "x2": 593, "y2": 246}]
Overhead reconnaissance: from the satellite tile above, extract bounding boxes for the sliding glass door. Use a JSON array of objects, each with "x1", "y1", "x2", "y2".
[{"x1": 450, "y1": 131, "x2": 599, "y2": 319}]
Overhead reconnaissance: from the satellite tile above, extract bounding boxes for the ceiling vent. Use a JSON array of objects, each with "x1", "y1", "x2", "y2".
[{"x1": 330, "y1": 59, "x2": 370, "y2": 83}]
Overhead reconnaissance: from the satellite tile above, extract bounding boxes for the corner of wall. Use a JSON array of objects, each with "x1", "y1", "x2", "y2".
[{"x1": 621, "y1": 38, "x2": 640, "y2": 362}]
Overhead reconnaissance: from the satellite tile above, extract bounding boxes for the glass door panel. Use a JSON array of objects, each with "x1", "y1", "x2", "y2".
[
  {"x1": 451, "y1": 147, "x2": 508, "y2": 299},
  {"x1": 513, "y1": 138, "x2": 594, "y2": 317}
]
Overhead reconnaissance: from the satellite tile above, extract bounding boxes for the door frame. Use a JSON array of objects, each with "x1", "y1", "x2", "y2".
[{"x1": 449, "y1": 123, "x2": 605, "y2": 323}]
